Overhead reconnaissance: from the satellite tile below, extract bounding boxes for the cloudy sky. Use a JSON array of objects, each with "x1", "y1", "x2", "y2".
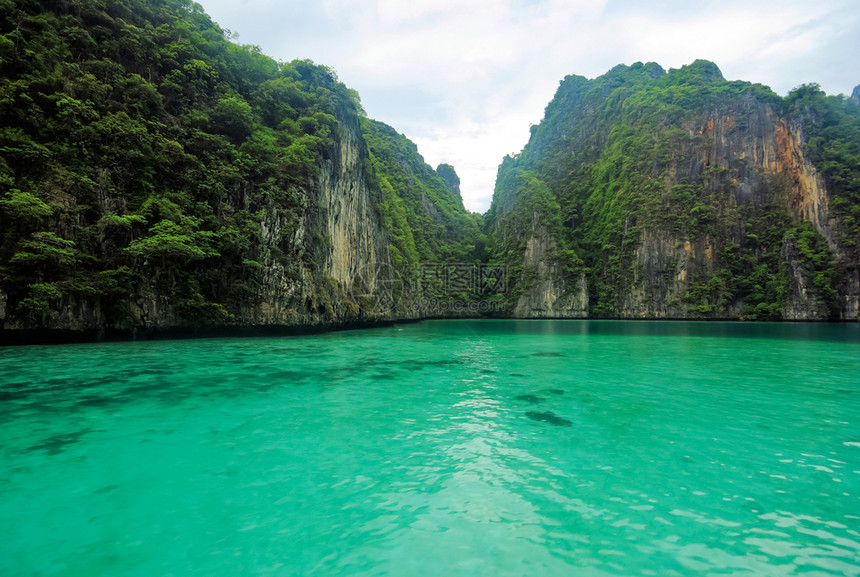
[{"x1": 194, "y1": 0, "x2": 860, "y2": 213}]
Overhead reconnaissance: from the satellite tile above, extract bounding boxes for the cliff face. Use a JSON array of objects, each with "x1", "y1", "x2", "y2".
[
  {"x1": 0, "y1": 95, "x2": 484, "y2": 337},
  {"x1": 487, "y1": 61, "x2": 859, "y2": 320},
  {"x1": 513, "y1": 215, "x2": 588, "y2": 318},
  {"x1": 232, "y1": 109, "x2": 392, "y2": 328},
  {"x1": 0, "y1": 104, "x2": 391, "y2": 335},
  {"x1": 620, "y1": 107, "x2": 845, "y2": 320}
]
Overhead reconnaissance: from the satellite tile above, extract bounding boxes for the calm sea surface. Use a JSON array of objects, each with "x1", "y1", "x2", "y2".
[{"x1": 1, "y1": 320, "x2": 860, "y2": 576}]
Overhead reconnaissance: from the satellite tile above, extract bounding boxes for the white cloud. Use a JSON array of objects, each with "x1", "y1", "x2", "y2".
[
  {"x1": 195, "y1": 0, "x2": 860, "y2": 212},
  {"x1": 411, "y1": 109, "x2": 537, "y2": 212},
  {"x1": 612, "y1": 7, "x2": 821, "y2": 73},
  {"x1": 375, "y1": 0, "x2": 464, "y2": 26}
]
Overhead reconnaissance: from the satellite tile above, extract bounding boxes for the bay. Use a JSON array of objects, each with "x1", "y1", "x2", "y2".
[{"x1": 1, "y1": 320, "x2": 859, "y2": 576}]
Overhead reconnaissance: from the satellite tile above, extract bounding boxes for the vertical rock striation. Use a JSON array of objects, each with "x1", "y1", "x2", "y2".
[{"x1": 514, "y1": 215, "x2": 588, "y2": 317}]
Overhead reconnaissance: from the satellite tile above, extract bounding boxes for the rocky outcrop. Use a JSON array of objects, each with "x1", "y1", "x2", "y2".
[
  {"x1": 437, "y1": 164, "x2": 462, "y2": 199},
  {"x1": 0, "y1": 98, "x2": 484, "y2": 343},
  {"x1": 622, "y1": 109, "x2": 843, "y2": 320},
  {"x1": 620, "y1": 232, "x2": 704, "y2": 318},
  {"x1": 514, "y1": 215, "x2": 588, "y2": 317},
  {"x1": 2, "y1": 0, "x2": 461, "y2": 343},
  {"x1": 782, "y1": 239, "x2": 827, "y2": 320}
]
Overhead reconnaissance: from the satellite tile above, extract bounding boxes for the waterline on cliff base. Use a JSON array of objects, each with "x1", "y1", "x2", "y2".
[{"x1": 1, "y1": 320, "x2": 859, "y2": 576}]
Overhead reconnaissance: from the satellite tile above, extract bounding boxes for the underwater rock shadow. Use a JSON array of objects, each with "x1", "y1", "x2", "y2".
[
  {"x1": 263, "y1": 370, "x2": 312, "y2": 384},
  {"x1": 396, "y1": 357, "x2": 473, "y2": 371},
  {"x1": 25, "y1": 428, "x2": 93, "y2": 455},
  {"x1": 525, "y1": 411, "x2": 572, "y2": 427},
  {"x1": 515, "y1": 394, "x2": 545, "y2": 404}
]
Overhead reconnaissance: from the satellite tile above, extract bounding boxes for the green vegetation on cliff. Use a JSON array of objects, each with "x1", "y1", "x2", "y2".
[
  {"x1": 361, "y1": 119, "x2": 483, "y2": 267},
  {"x1": 0, "y1": 0, "x2": 363, "y2": 326},
  {"x1": 487, "y1": 60, "x2": 858, "y2": 320},
  {"x1": 360, "y1": 119, "x2": 487, "y2": 312},
  {"x1": 786, "y1": 84, "x2": 860, "y2": 243}
]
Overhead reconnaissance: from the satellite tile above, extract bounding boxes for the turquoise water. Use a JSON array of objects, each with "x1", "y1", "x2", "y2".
[{"x1": 1, "y1": 320, "x2": 860, "y2": 576}]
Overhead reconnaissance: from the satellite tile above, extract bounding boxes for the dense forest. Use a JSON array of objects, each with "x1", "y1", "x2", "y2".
[{"x1": 1, "y1": 0, "x2": 858, "y2": 341}]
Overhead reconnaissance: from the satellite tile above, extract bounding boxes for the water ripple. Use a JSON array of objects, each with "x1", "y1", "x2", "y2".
[{"x1": 1, "y1": 321, "x2": 859, "y2": 576}]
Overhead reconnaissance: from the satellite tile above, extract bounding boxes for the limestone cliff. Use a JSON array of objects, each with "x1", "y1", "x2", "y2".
[
  {"x1": 232, "y1": 106, "x2": 392, "y2": 328},
  {"x1": 513, "y1": 214, "x2": 588, "y2": 318},
  {"x1": 487, "y1": 61, "x2": 859, "y2": 320},
  {"x1": 0, "y1": 103, "x2": 391, "y2": 337}
]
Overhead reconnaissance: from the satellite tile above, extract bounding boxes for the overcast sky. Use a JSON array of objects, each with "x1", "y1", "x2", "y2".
[{"x1": 194, "y1": 0, "x2": 860, "y2": 213}]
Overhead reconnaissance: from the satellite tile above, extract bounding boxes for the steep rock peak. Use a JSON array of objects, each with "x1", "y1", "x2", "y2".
[
  {"x1": 606, "y1": 61, "x2": 666, "y2": 81},
  {"x1": 668, "y1": 59, "x2": 725, "y2": 84},
  {"x1": 852, "y1": 84, "x2": 860, "y2": 105},
  {"x1": 437, "y1": 163, "x2": 461, "y2": 199},
  {"x1": 645, "y1": 61, "x2": 666, "y2": 79}
]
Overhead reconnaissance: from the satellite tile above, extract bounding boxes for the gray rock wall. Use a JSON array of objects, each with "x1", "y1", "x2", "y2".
[{"x1": 510, "y1": 98, "x2": 857, "y2": 320}]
